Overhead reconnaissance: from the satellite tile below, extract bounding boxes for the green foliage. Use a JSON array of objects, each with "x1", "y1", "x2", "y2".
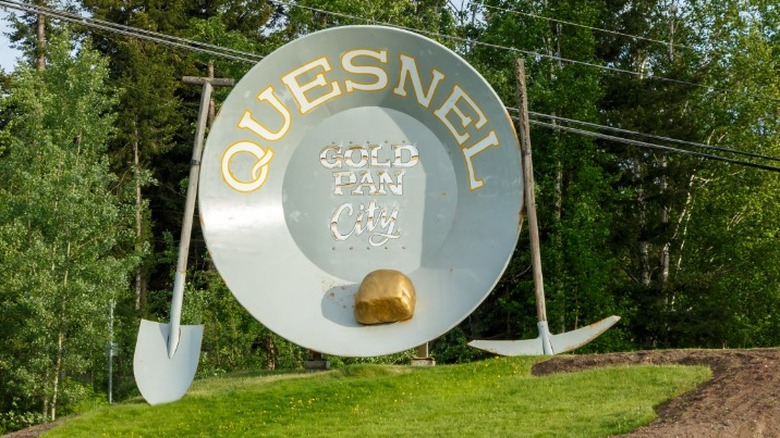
[
  {"x1": 43, "y1": 357, "x2": 710, "y2": 437},
  {"x1": 328, "y1": 350, "x2": 416, "y2": 369},
  {"x1": 282, "y1": 0, "x2": 451, "y2": 38},
  {"x1": 0, "y1": 30, "x2": 134, "y2": 425},
  {"x1": 182, "y1": 267, "x2": 307, "y2": 374},
  {"x1": 431, "y1": 327, "x2": 490, "y2": 364},
  {"x1": 612, "y1": 0, "x2": 780, "y2": 348},
  {"x1": 0, "y1": 408, "x2": 45, "y2": 435}
]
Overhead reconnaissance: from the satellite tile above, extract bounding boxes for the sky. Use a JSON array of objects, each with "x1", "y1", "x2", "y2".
[{"x1": 1, "y1": 8, "x2": 22, "y2": 73}]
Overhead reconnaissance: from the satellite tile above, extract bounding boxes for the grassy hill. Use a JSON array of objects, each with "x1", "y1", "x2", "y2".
[{"x1": 43, "y1": 356, "x2": 709, "y2": 437}]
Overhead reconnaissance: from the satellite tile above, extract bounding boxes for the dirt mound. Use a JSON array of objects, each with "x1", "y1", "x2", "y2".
[{"x1": 533, "y1": 348, "x2": 780, "y2": 437}]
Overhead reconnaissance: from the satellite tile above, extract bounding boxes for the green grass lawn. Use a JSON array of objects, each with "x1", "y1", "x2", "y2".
[{"x1": 44, "y1": 357, "x2": 710, "y2": 437}]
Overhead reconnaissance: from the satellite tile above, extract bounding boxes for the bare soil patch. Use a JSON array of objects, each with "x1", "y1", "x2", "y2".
[
  {"x1": 1, "y1": 419, "x2": 62, "y2": 438},
  {"x1": 533, "y1": 348, "x2": 780, "y2": 437}
]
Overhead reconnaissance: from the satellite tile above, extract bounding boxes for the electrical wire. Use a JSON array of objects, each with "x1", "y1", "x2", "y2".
[
  {"x1": 481, "y1": 3, "x2": 696, "y2": 53},
  {"x1": 517, "y1": 110, "x2": 780, "y2": 163},
  {"x1": 0, "y1": 0, "x2": 262, "y2": 63},
  {"x1": 524, "y1": 118, "x2": 780, "y2": 173},
  {"x1": 4, "y1": 0, "x2": 777, "y2": 171},
  {"x1": 6, "y1": 0, "x2": 778, "y2": 104},
  {"x1": 271, "y1": 0, "x2": 658, "y2": 75},
  {"x1": 268, "y1": 0, "x2": 780, "y2": 104}
]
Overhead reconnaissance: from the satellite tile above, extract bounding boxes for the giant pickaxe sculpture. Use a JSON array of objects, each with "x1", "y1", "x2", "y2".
[{"x1": 469, "y1": 59, "x2": 619, "y2": 356}]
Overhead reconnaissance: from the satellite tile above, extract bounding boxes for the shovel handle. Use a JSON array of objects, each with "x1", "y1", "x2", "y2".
[
  {"x1": 515, "y1": 59, "x2": 547, "y2": 323},
  {"x1": 168, "y1": 81, "x2": 214, "y2": 357}
]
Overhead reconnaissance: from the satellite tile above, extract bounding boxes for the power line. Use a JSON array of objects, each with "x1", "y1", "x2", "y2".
[
  {"x1": 269, "y1": 0, "x2": 780, "y2": 105},
  {"x1": 7, "y1": 0, "x2": 778, "y2": 105},
  {"x1": 5, "y1": 0, "x2": 701, "y2": 92},
  {"x1": 0, "y1": 0, "x2": 262, "y2": 63},
  {"x1": 481, "y1": 3, "x2": 695, "y2": 53},
  {"x1": 270, "y1": 1, "x2": 641, "y2": 73},
  {"x1": 518, "y1": 109, "x2": 780, "y2": 164},
  {"x1": 525, "y1": 118, "x2": 780, "y2": 173},
  {"x1": 5, "y1": 0, "x2": 777, "y2": 171}
]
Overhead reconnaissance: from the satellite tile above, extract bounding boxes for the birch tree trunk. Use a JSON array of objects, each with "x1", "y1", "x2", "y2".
[{"x1": 134, "y1": 129, "x2": 144, "y2": 311}]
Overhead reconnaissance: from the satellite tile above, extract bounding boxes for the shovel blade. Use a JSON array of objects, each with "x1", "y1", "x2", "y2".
[
  {"x1": 468, "y1": 316, "x2": 620, "y2": 356},
  {"x1": 133, "y1": 319, "x2": 204, "y2": 405}
]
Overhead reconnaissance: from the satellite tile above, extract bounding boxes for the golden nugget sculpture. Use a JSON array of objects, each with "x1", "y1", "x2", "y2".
[{"x1": 354, "y1": 270, "x2": 416, "y2": 325}]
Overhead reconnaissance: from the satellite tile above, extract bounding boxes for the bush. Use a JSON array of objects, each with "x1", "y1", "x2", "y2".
[{"x1": 0, "y1": 408, "x2": 45, "y2": 434}]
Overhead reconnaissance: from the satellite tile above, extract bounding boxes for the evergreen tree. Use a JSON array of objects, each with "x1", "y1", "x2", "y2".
[
  {"x1": 80, "y1": 0, "x2": 190, "y2": 313},
  {"x1": 595, "y1": 0, "x2": 710, "y2": 348}
]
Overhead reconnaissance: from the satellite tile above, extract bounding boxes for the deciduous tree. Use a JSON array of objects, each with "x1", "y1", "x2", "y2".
[{"x1": 0, "y1": 31, "x2": 134, "y2": 425}]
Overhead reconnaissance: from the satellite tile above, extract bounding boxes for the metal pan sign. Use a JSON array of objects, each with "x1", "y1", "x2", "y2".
[{"x1": 199, "y1": 26, "x2": 522, "y2": 356}]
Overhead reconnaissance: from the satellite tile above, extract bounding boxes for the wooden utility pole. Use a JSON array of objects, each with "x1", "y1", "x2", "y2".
[
  {"x1": 207, "y1": 62, "x2": 217, "y2": 124},
  {"x1": 36, "y1": 1, "x2": 46, "y2": 70}
]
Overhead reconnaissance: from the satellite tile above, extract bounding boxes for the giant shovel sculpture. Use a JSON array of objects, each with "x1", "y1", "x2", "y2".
[
  {"x1": 133, "y1": 75, "x2": 234, "y2": 405},
  {"x1": 469, "y1": 59, "x2": 619, "y2": 356}
]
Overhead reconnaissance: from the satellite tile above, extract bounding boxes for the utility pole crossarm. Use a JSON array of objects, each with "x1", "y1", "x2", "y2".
[{"x1": 182, "y1": 76, "x2": 235, "y2": 87}]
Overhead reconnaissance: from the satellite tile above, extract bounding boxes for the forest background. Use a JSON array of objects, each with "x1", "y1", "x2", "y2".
[{"x1": 0, "y1": 0, "x2": 778, "y2": 432}]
